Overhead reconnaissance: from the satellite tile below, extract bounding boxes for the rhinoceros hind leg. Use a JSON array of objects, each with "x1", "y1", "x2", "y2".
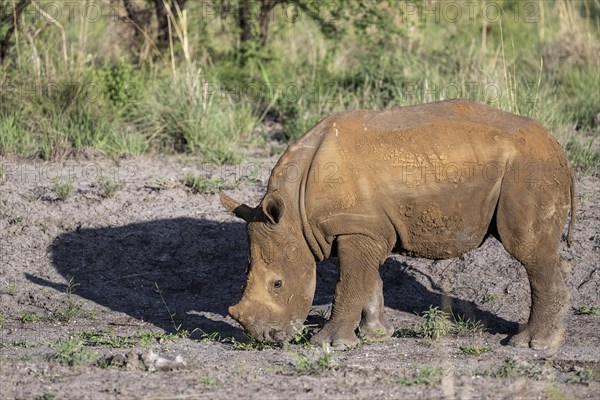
[
  {"x1": 502, "y1": 248, "x2": 570, "y2": 353},
  {"x1": 497, "y1": 185, "x2": 570, "y2": 353}
]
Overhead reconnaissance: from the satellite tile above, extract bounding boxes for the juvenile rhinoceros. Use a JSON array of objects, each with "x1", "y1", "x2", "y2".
[{"x1": 220, "y1": 100, "x2": 575, "y2": 351}]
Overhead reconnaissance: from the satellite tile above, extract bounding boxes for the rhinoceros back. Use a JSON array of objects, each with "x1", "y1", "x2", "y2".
[{"x1": 272, "y1": 100, "x2": 572, "y2": 260}]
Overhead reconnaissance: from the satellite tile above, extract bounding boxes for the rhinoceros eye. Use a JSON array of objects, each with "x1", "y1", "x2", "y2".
[{"x1": 273, "y1": 280, "x2": 282, "y2": 289}]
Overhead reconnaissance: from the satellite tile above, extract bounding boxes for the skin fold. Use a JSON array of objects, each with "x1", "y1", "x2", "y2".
[{"x1": 221, "y1": 99, "x2": 576, "y2": 352}]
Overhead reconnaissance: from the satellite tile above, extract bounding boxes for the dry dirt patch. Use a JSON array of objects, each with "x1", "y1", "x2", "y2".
[{"x1": 0, "y1": 156, "x2": 598, "y2": 399}]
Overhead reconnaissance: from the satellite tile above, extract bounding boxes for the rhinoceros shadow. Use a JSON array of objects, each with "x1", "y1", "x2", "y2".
[
  {"x1": 34, "y1": 217, "x2": 515, "y2": 339},
  {"x1": 34, "y1": 218, "x2": 249, "y2": 338},
  {"x1": 313, "y1": 258, "x2": 517, "y2": 336}
]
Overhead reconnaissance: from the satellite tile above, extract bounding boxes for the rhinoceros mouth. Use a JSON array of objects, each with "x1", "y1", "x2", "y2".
[
  {"x1": 245, "y1": 322, "x2": 302, "y2": 344},
  {"x1": 250, "y1": 326, "x2": 292, "y2": 344},
  {"x1": 265, "y1": 329, "x2": 290, "y2": 343}
]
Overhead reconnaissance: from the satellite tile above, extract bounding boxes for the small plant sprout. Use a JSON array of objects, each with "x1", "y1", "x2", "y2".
[
  {"x1": 575, "y1": 305, "x2": 600, "y2": 316},
  {"x1": 419, "y1": 306, "x2": 452, "y2": 340},
  {"x1": 20, "y1": 312, "x2": 43, "y2": 323},
  {"x1": 54, "y1": 277, "x2": 86, "y2": 322},
  {"x1": 483, "y1": 294, "x2": 497, "y2": 303},
  {"x1": 53, "y1": 178, "x2": 73, "y2": 201},
  {"x1": 393, "y1": 327, "x2": 419, "y2": 338},
  {"x1": 452, "y1": 314, "x2": 486, "y2": 336},
  {"x1": 155, "y1": 282, "x2": 198, "y2": 338},
  {"x1": 9, "y1": 215, "x2": 24, "y2": 224},
  {"x1": 48, "y1": 337, "x2": 99, "y2": 366},
  {"x1": 459, "y1": 344, "x2": 492, "y2": 355},
  {"x1": 37, "y1": 392, "x2": 59, "y2": 400},
  {"x1": 289, "y1": 343, "x2": 335, "y2": 375},
  {"x1": 290, "y1": 325, "x2": 314, "y2": 346},
  {"x1": 97, "y1": 176, "x2": 124, "y2": 198},
  {"x1": 5, "y1": 283, "x2": 17, "y2": 296},
  {"x1": 197, "y1": 376, "x2": 222, "y2": 386}
]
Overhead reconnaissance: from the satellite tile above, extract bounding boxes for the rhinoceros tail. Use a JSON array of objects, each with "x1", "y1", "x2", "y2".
[{"x1": 566, "y1": 169, "x2": 576, "y2": 248}]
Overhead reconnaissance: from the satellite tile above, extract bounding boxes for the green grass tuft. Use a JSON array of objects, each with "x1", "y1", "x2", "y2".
[
  {"x1": 48, "y1": 338, "x2": 99, "y2": 366},
  {"x1": 414, "y1": 306, "x2": 486, "y2": 341},
  {"x1": 5, "y1": 283, "x2": 17, "y2": 296},
  {"x1": 459, "y1": 344, "x2": 492, "y2": 355},
  {"x1": 289, "y1": 325, "x2": 314, "y2": 347},
  {"x1": 286, "y1": 344, "x2": 335, "y2": 376},
  {"x1": 53, "y1": 277, "x2": 91, "y2": 322},
  {"x1": 96, "y1": 176, "x2": 124, "y2": 198},
  {"x1": 419, "y1": 306, "x2": 453, "y2": 340},
  {"x1": 575, "y1": 305, "x2": 600, "y2": 316},
  {"x1": 197, "y1": 376, "x2": 223, "y2": 386},
  {"x1": 79, "y1": 329, "x2": 177, "y2": 348},
  {"x1": 182, "y1": 174, "x2": 236, "y2": 194},
  {"x1": 393, "y1": 327, "x2": 420, "y2": 338},
  {"x1": 20, "y1": 312, "x2": 44, "y2": 323},
  {"x1": 231, "y1": 335, "x2": 282, "y2": 351},
  {"x1": 452, "y1": 314, "x2": 486, "y2": 336},
  {"x1": 0, "y1": 339, "x2": 35, "y2": 349},
  {"x1": 53, "y1": 179, "x2": 73, "y2": 201}
]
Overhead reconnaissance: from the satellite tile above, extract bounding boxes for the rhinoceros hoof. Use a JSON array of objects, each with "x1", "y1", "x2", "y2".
[
  {"x1": 508, "y1": 331, "x2": 531, "y2": 349},
  {"x1": 530, "y1": 327, "x2": 565, "y2": 353},
  {"x1": 508, "y1": 327, "x2": 565, "y2": 354},
  {"x1": 359, "y1": 322, "x2": 394, "y2": 342},
  {"x1": 310, "y1": 325, "x2": 360, "y2": 349}
]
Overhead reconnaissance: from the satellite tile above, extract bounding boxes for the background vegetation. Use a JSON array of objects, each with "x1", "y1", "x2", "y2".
[{"x1": 0, "y1": 0, "x2": 598, "y2": 173}]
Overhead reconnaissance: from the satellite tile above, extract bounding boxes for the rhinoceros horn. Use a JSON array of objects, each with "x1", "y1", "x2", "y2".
[{"x1": 219, "y1": 191, "x2": 254, "y2": 222}]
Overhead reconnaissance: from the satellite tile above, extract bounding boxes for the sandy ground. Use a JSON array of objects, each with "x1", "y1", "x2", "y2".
[{"x1": 0, "y1": 154, "x2": 598, "y2": 399}]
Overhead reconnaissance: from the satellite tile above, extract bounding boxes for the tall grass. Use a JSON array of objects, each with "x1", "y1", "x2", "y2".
[
  {"x1": 0, "y1": 0, "x2": 598, "y2": 172},
  {"x1": 132, "y1": 66, "x2": 257, "y2": 164}
]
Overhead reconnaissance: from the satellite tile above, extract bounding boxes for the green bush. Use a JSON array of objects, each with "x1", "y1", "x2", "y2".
[
  {"x1": 95, "y1": 61, "x2": 144, "y2": 109},
  {"x1": 0, "y1": 0, "x2": 597, "y2": 169}
]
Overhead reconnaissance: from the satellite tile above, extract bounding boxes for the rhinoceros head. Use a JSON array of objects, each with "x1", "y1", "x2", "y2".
[{"x1": 220, "y1": 191, "x2": 316, "y2": 343}]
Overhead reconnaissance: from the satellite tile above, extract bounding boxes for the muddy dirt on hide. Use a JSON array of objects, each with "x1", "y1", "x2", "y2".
[{"x1": 221, "y1": 101, "x2": 575, "y2": 352}]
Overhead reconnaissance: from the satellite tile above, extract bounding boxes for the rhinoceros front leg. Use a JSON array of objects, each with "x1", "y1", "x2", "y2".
[
  {"x1": 311, "y1": 234, "x2": 391, "y2": 348},
  {"x1": 359, "y1": 273, "x2": 394, "y2": 342}
]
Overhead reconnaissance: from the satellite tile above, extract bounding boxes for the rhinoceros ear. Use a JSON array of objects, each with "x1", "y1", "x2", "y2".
[
  {"x1": 219, "y1": 191, "x2": 254, "y2": 222},
  {"x1": 262, "y1": 192, "x2": 284, "y2": 225}
]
